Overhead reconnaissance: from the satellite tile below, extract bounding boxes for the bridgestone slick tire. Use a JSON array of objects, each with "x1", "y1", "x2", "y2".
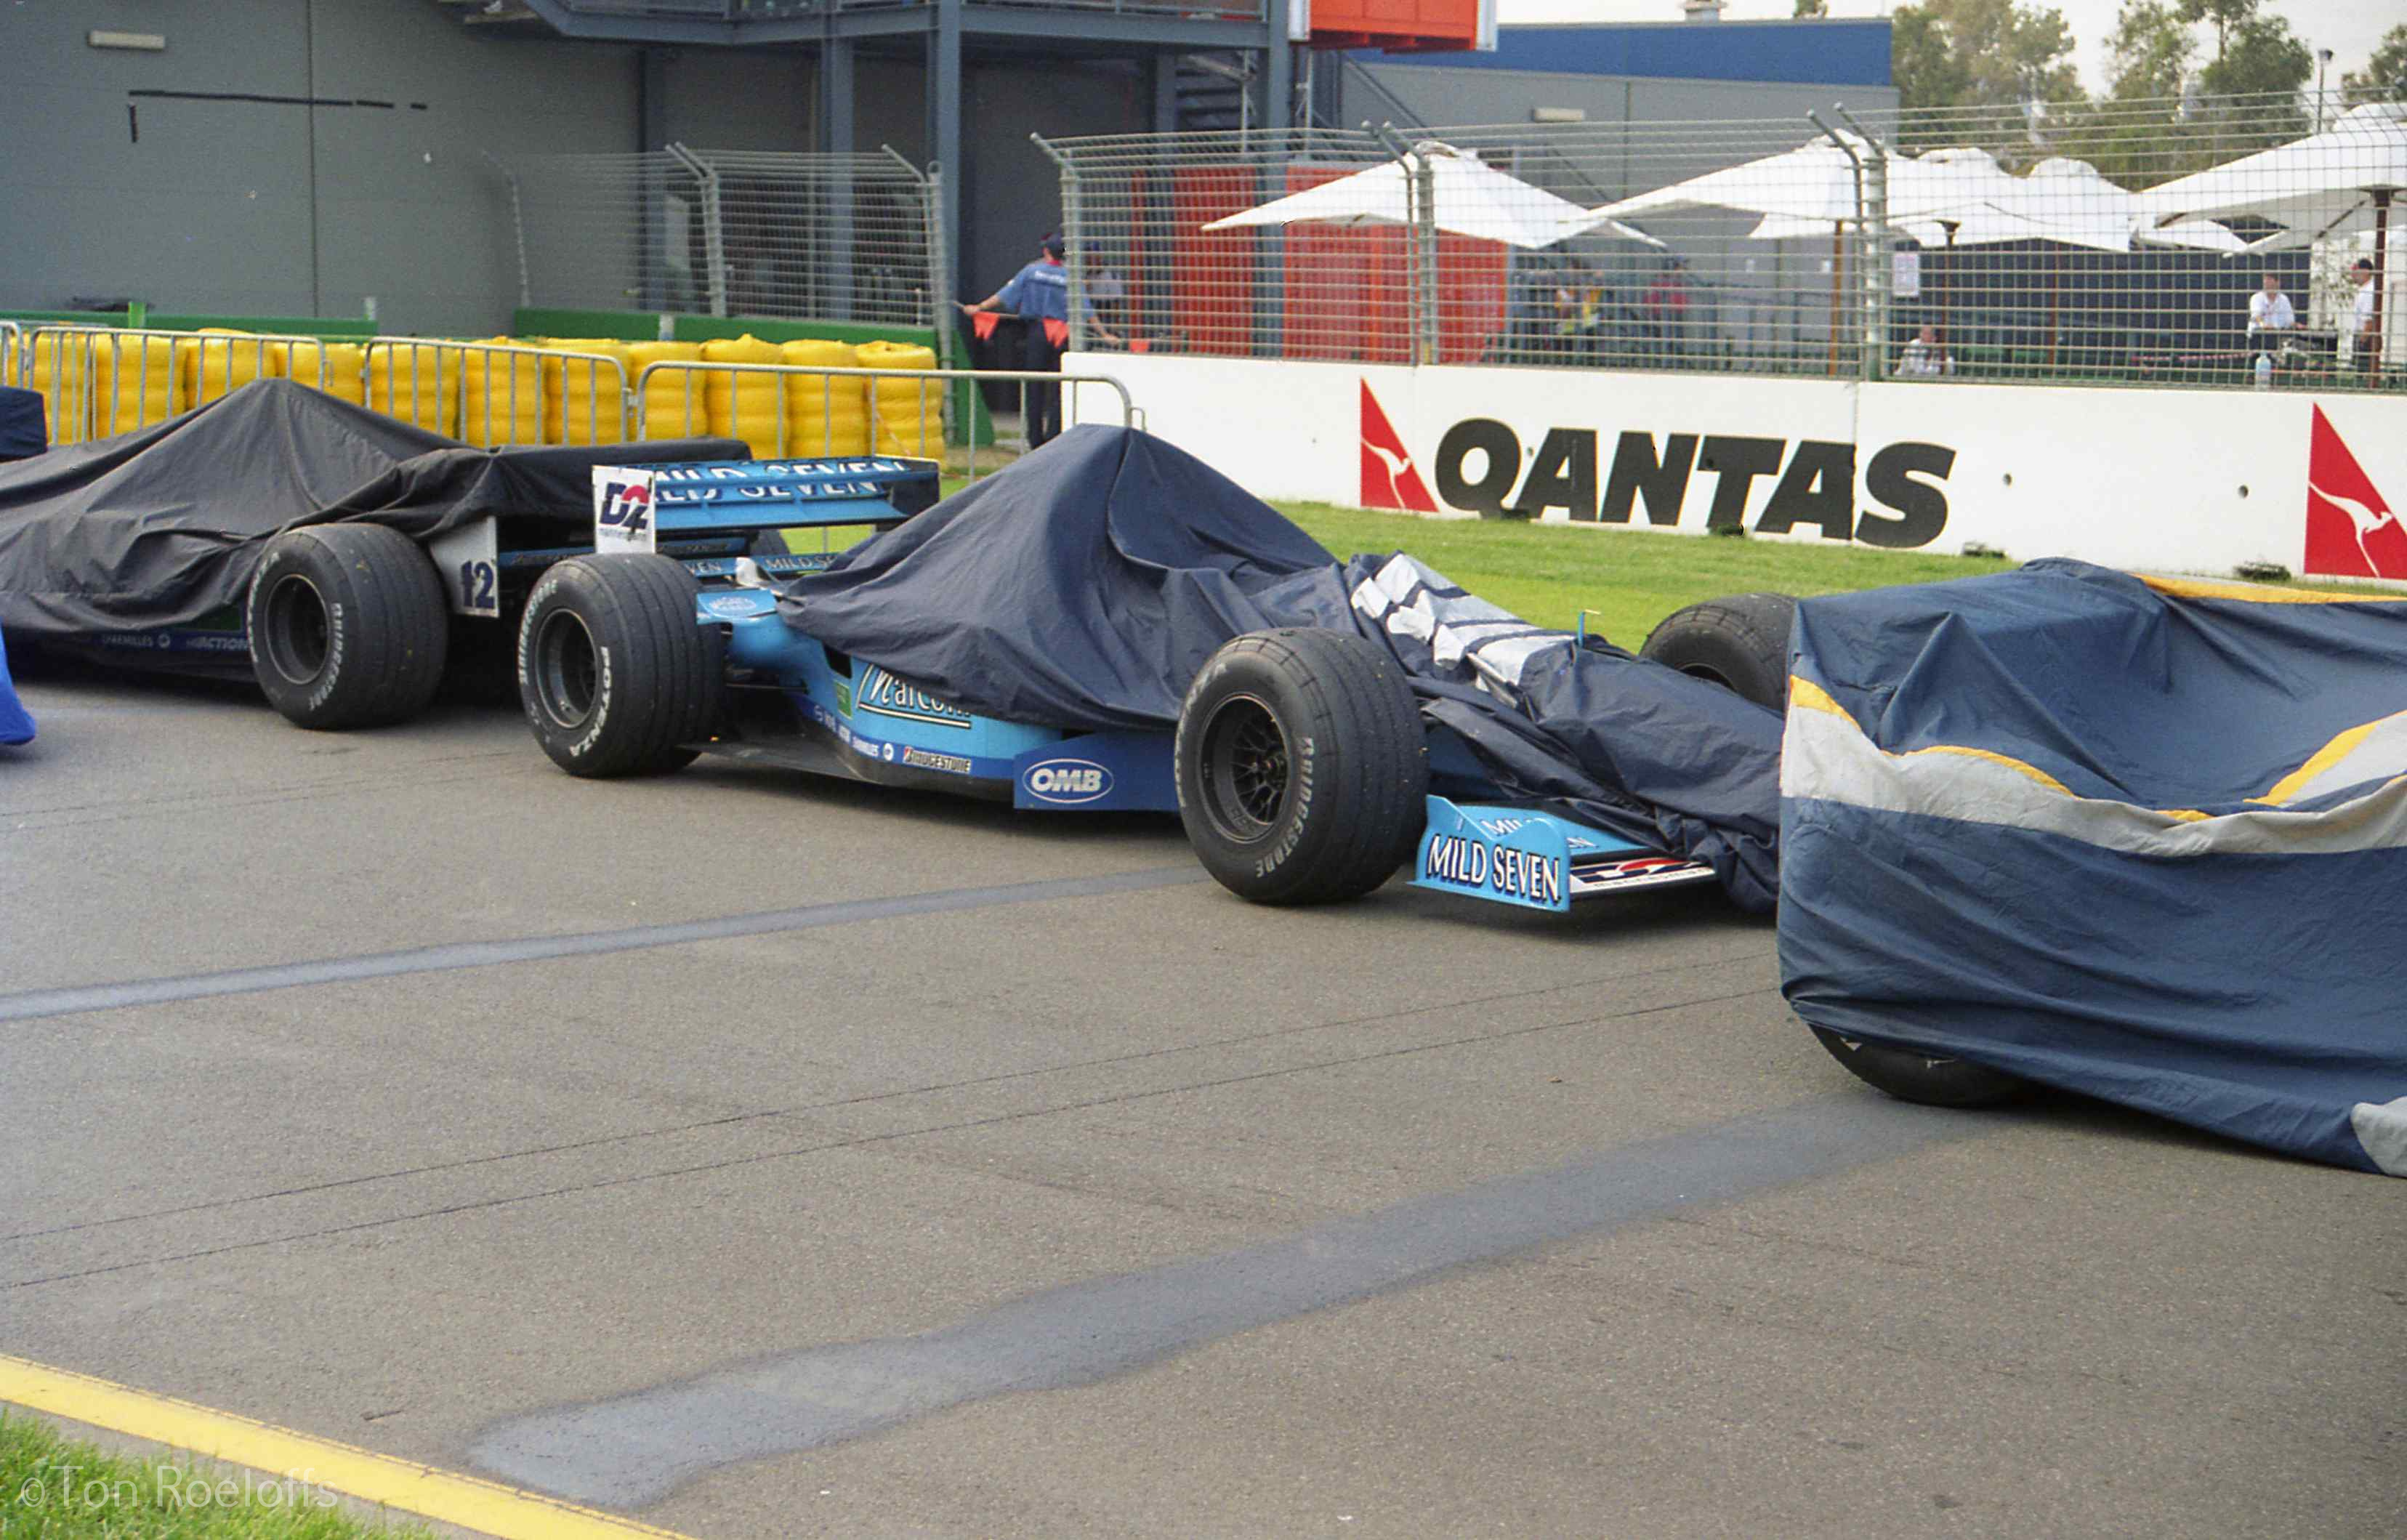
[
  {"x1": 248, "y1": 523, "x2": 448, "y2": 730},
  {"x1": 517, "y1": 553, "x2": 716, "y2": 778},
  {"x1": 1175, "y1": 628, "x2": 1428, "y2": 905},
  {"x1": 1639, "y1": 592, "x2": 1799, "y2": 712}
]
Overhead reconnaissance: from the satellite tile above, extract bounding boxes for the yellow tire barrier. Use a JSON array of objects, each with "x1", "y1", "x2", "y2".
[
  {"x1": 92, "y1": 334, "x2": 188, "y2": 437},
  {"x1": 179, "y1": 328, "x2": 283, "y2": 407},
  {"x1": 460, "y1": 337, "x2": 546, "y2": 447},
  {"x1": 855, "y1": 339, "x2": 941, "y2": 458},
  {"x1": 541, "y1": 339, "x2": 632, "y2": 446},
  {"x1": 701, "y1": 334, "x2": 785, "y2": 459},
  {"x1": 274, "y1": 339, "x2": 368, "y2": 405},
  {"x1": 29, "y1": 332, "x2": 89, "y2": 446},
  {"x1": 778, "y1": 339, "x2": 871, "y2": 458},
  {"x1": 629, "y1": 341, "x2": 707, "y2": 441},
  {"x1": 368, "y1": 343, "x2": 461, "y2": 435}
]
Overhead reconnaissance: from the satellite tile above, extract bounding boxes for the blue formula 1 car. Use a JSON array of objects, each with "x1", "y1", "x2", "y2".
[{"x1": 515, "y1": 453, "x2": 1777, "y2": 915}]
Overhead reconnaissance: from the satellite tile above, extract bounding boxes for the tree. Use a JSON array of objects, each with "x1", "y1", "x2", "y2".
[
  {"x1": 2105, "y1": 0, "x2": 2195, "y2": 102},
  {"x1": 1891, "y1": 0, "x2": 2083, "y2": 117},
  {"x1": 2341, "y1": 23, "x2": 2407, "y2": 104},
  {"x1": 2175, "y1": 0, "x2": 2253, "y2": 64},
  {"x1": 2196, "y1": 9, "x2": 2312, "y2": 101},
  {"x1": 1793, "y1": 0, "x2": 1829, "y2": 17}
]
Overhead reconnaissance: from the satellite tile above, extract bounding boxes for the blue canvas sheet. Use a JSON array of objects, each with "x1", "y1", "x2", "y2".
[
  {"x1": 1781, "y1": 559, "x2": 2407, "y2": 1175},
  {"x1": 0, "y1": 630, "x2": 31, "y2": 745}
]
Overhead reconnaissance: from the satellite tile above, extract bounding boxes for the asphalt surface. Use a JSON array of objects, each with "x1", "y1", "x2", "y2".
[{"x1": 3, "y1": 658, "x2": 2401, "y2": 1539}]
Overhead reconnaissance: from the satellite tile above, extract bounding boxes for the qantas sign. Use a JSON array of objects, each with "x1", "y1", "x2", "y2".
[
  {"x1": 1359, "y1": 382, "x2": 1956, "y2": 547},
  {"x1": 2303, "y1": 405, "x2": 2406, "y2": 581}
]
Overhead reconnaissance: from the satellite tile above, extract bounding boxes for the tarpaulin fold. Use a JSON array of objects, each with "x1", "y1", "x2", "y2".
[
  {"x1": 778, "y1": 424, "x2": 1783, "y2": 906},
  {"x1": 0, "y1": 379, "x2": 742, "y2": 637},
  {"x1": 1781, "y1": 560, "x2": 2407, "y2": 1175}
]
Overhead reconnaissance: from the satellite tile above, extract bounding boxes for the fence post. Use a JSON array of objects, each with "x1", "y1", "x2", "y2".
[
  {"x1": 667, "y1": 142, "x2": 728, "y2": 318},
  {"x1": 1839, "y1": 106, "x2": 1890, "y2": 384},
  {"x1": 1032, "y1": 133, "x2": 1083, "y2": 354},
  {"x1": 1373, "y1": 124, "x2": 1438, "y2": 366},
  {"x1": 483, "y1": 153, "x2": 533, "y2": 311}
]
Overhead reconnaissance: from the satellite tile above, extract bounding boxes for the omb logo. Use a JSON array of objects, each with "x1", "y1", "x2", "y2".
[{"x1": 1023, "y1": 757, "x2": 1113, "y2": 805}]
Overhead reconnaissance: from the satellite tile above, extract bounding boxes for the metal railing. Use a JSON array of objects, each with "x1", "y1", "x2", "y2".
[
  {"x1": 12, "y1": 325, "x2": 359, "y2": 444},
  {"x1": 634, "y1": 359, "x2": 1138, "y2": 481},
  {"x1": 359, "y1": 336, "x2": 636, "y2": 447},
  {"x1": 5, "y1": 323, "x2": 1136, "y2": 474},
  {"x1": 1040, "y1": 92, "x2": 2407, "y2": 393},
  {"x1": 499, "y1": 144, "x2": 944, "y2": 332}
]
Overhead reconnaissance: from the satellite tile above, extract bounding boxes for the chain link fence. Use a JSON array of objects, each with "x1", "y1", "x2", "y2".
[
  {"x1": 1041, "y1": 92, "x2": 2405, "y2": 393},
  {"x1": 498, "y1": 144, "x2": 945, "y2": 332}
]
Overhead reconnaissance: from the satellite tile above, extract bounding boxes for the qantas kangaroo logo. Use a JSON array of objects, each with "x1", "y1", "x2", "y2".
[
  {"x1": 2304, "y1": 406, "x2": 2407, "y2": 580},
  {"x1": 1360, "y1": 382, "x2": 1437, "y2": 514}
]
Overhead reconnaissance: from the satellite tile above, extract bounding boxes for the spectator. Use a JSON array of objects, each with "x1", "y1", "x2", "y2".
[
  {"x1": 2246, "y1": 273, "x2": 2295, "y2": 353},
  {"x1": 1897, "y1": 323, "x2": 1954, "y2": 378},
  {"x1": 2348, "y1": 258, "x2": 2379, "y2": 374},
  {"x1": 1641, "y1": 262, "x2": 1691, "y2": 364},
  {"x1": 959, "y1": 233, "x2": 1118, "y2": 449}
]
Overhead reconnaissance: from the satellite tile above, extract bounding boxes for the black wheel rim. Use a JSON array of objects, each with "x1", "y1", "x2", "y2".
[
  {"x1": 262, "y1": 573, "x2": 331, "y2": 686},
  {"x1": 533, "y1": 608, "x2": 600, "y2": 730},
  {"x1": 1677, "y1": 662, "x2": 1735, "y2": 691},
  {"x1": 1198, "y1": 693, "x2": 1291, "y2": 844}
]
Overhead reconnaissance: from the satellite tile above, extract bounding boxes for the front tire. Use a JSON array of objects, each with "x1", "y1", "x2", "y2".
[
  {"x1": 1810, "y1": 1027, "x2": 2029, "y2": 1108},
  {"x1": 1639, "y1": 592, "x2": 1798, "y2": 711},
  {"x1": 247, "y1": 523, "x2": 448, "y2": 729},
  {"x1": 1175, "y1": 628, "x2": 1428, "y2": 905},
  {"x1": 517, "y1": 554, "x2": 717, "y2": 777}
]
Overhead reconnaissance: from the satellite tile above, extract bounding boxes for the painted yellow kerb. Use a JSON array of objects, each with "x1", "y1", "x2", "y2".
[{"x1": 0, "y1": 1352, "x2": 693, "y2": 1540}]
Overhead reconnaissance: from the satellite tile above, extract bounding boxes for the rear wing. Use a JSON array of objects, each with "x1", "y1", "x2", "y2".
[{"x1": 592, "y1": 456, "x2": 943, "y2": 547}]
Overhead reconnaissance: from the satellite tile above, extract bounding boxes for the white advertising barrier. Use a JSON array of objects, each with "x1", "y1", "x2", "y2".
[
  {"x1": 1073, "y1": 350, "x2": 2407, "y2": 580},
  {"x1": 1076, "y1": 351, "x2": 1911, "y2": 545},
  {"x1": 1065, "y1": 351, "x2": 1379, "y2": 507},
  {"x1": 1855, "y1": 383, "x2": 2407, "y2": 582}
]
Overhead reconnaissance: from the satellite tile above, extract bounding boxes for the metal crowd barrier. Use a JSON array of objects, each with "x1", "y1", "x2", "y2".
[
  {"x1": 362, "y1": 336, "x2": 633, "y2": 448},
  {"x1": 632, "y1": 360, "x2": 1141, "y2": 483},
  {"x1": 16, "y1": 324, "x2": 347, "y2": 445}
]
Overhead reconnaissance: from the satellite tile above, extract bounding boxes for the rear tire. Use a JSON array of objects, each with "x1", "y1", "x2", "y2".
[
  {"x1": 517, "y1": 554, "x2": 717, "y2": 778},
  {"x1": 1175, "y1": 628, "x2": 1428, "y2": 905},
  {"x1": 1639, "y1": 592, "x2": 1798, "y2": 711},
  {"x1": 1810, "y1": 1027, "x2": 2029, "y2": 1108},
  {"x1": 247, "y1": 523, "x2": 448, "y2": 729}
]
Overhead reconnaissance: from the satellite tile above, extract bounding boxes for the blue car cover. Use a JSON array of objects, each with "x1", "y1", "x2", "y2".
[
  {"x1": 1781, "y1": 559, "x2": 2407, "y2": 1176},
  {"x1": 0, "y1": 630, "x2": 31, "y2": 745},
  {"x1": 778, "y1": 425, "x2": 1781, "y2": 908}
]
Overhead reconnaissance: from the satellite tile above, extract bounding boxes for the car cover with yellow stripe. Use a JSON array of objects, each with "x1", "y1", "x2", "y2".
[{"x1": 1780, "y1": 559, "x2": 2407, "y2": 1176}]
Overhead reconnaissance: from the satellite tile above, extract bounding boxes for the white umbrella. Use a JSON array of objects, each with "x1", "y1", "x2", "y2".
[
  {"x1": 1202, "y1": 142, "x2": 1661, "y2": 251},
  {"x1": 2137, "y1": 102, "x2": 2407, "y2": 244},
  {"x1": 1587, "y1": 137, "x2": 2035, "y2": 369},
  {"x1": 2138, "y1": 102, "x2": 2407, "y2": 367},
  {"x1": 1736, "y1": 153, "x2": 2240, "y2": 253}
]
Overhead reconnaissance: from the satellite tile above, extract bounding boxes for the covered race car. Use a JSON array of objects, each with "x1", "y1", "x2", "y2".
[
  {"x1": 1781, "y1": 563, "x2": 2407, "y2": 1176},
  {"x1": 513, "y1": 424, "x2": 1789, "y2": 916},
  {"x1": 0, "y1": 379, "x2": 757, "y2": 727}
]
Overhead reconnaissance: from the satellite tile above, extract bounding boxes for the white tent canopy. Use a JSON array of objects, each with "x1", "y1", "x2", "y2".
[
  {"x1": 1628, "y1": 143, "x2": 2242, "y2": 254},
  {"x1": 2137, "y1": 101, "x2": 2407, "y2": 246},
  {"x1": 1202, "y1": 142, "x2": 1661, "y2": 251}
]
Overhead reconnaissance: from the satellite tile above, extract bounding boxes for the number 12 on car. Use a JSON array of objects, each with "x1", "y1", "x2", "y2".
[{"x1": 592, "y1": 467, "x2": 659, "y2": 554}]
